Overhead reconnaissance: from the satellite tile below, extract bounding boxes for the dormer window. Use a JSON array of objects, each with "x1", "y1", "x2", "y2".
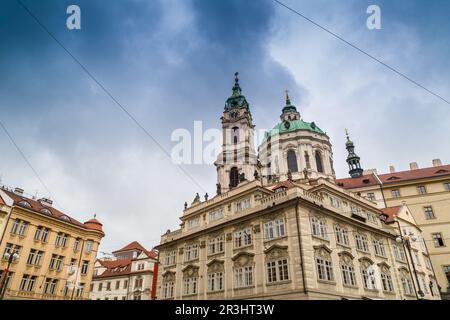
[
  {"x1": 18, "y1": 201, "x2": 31, "y2": 208},
  {"x1": 60, "y1": 215, "x2": 71, "y2": 222},
  {"x1": 41, "y1": 208, "x2": 52, "y2": 215}
]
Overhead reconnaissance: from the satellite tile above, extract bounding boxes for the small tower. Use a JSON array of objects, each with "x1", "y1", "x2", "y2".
[
  {"x1": 345, "y1": 129, "x2": 363, "y2": 178},
  {"x1": 280, "y1": 90, "x2": 300, "y2": 121},
  {"x1": 215, "y1": 73, "x2": 258, "y2": 193}
]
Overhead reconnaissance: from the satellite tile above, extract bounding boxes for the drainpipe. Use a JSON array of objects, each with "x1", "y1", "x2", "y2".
[
  {"x1": 151, "y1": 251, "x2": 159, "y2": 300},
  {"x1": 294, "y1": 197, "x2": 308, "y2": 295}
]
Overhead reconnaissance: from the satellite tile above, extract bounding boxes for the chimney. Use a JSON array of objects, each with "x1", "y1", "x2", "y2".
[
  {"x1": 14, "y1": 187, "x2": 24, "y2": 196},
  {"x1": 363, "y1": 168, "x2": 378, "y2": 175},
  {"x1": 389, "y1": 165, "x2": 395, "y2": 173},
  {"x1": 432, "y1": 159, "x2": 442, "y2": 167},
  {"x1": 409, "y1": 162, "x2": 419, "y2": 170},
  {"x1": 39, "y1": 198, "x2": 53, "y2": 207}
]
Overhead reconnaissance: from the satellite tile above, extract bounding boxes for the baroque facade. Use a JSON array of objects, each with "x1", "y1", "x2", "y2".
[
  {"x1": 155, "y1": 74, "x2": 440, "y2": 300},
  {"x1": 0, "y1": 186, "x2": 104, "y2": 300}
]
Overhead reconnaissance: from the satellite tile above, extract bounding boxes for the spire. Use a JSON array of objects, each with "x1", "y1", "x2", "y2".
[
  {"x1": 285, "y1": 89, "x2": 291, "y2": 106},
  {"x1": 345, "y1": 129, "x2": 363, "y2": 178},
  {"x1": 280, "y1": 90, "x2": 300, "y2": 120},
  {"x1": 225, "y1": 72, "x2": 249, "y2": 110}
]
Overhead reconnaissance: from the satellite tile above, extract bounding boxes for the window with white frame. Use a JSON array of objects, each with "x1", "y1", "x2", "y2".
[
  {"x1": 424, "y1": 206, "x2": 435, "y2": 220},
  {"x1": 85, "y1": 240, "x2": 94, "y2": 253},
  {"x1": 315, "y1": 248, "x2": 334, "y2": 282},
  {"x1": 235, "y1": 198, "x2": 251, "y2": 212},
  {"x1": 81, "y1": 260, "x2": 89, "y2": 274},
  {"x1": 184, "y1": 244, "x2": 199, "y2": 261},
  {"x1": 424, "y1": 254, "x2": 432, "y2": 270},
  {"x1": 208, "y1": 235, "x2": 224, "y2": 255},
  {"x1": 373, "y1": 239, "x2": 386, "y2": 257},
  {"x1": 311, "y1": 216, "x2": 327, "y2": 239},
  {"x1": 360, "y1": 260, "x2": 376, "y2": 290},
  {"x1": 417, "y1": 185, "x2": 427, "y2": 195},
  {"x1": 163, "y1": 281, "x2": 174, "y2": 298},
  {"x1": 444, "y1": 182, "x2": 450, "y2": 191},
  {"x1": 3, "y1": 243, "x2": 21, "y2": 257},
  {"x1": 183, "y1": 277, "x2": 198, "y2": 295},
  {"x1": 19, "y1": 274, "x2": 37, "y2": 292},
  {"x1": 264, "y1": 218, "x2": 286, "y2": 240},
  {"x1": 266, "y1": 258, "x2": 289, "y2": 283},
  {"x1": 234, "y1": 266, "x2": 254, "y2": 288},
  {"x1": 11, "y1": 219, "x2": 28, "y2": 236},
  {"x1": 234, "y1": 228, "x2": 252, "y2": 248},
  {"x1": 420, "y1": 274, "x2": 429, "y2": 294},
  {"x1": 366, "y1": 192, "x2": 376, "y2": 201},
  {"x1": 207, "y1": 272, "x2": 224, "y2": 292},
  {"x1": 26, "y1": 249, "x2": 44, "y2": 266},
  {"x1": 367, "y1": 213, "x2": 379, "y2": 225},
  {"x1": 165, "y1": 250, "x2": 177, "y2": 266},
  {"x1": 380, "y1": 266, "x2": 394, "y2": 292},
  {"x1": 351, "y1": 206, "x2": 365, "y2": 218},
  {"x1": 74, "y1": 238, "x2": 81, "y2": 252},
  {"x1": 391, "y1": 189, "x2": 401, "y2": 198},
  {"x1": 335, "y1": 225, "x2": 349, "y2": 246},
  {"x1": 43, "y1": 278, "x2": 58, "y2": 295},
  {"x1": 187, "y1": 216, "x2": 200, "y2": 229},
  {"x1": 413, "y1": 251, "x2": 421, "y2": 266},
  {"x1": 355, "y1": 233, "x2": 369, "y2": 252},
  {"x1": 209, "y1": 208, "x2": 224, "y2": 222},
  {"x1": 340, "y1": 255, "x2": 357, "y2": 287},
  {"x1": 393, "y1": 244, "x2": 407, "y2": 262},
  {"x1": 400, "y1": 270, "x2": 414, "y2": 296}
]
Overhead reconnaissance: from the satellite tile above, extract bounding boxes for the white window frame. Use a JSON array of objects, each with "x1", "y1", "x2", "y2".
[{"x1": 234, "y1": 228, "x2": 252, "y2": 248}]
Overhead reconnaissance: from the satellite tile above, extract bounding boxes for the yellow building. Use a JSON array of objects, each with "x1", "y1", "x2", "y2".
[
  {"x1": 0, "y1": 186, "x2": 105, "y2": 300},
  {"x1": 337, "y1": 160, "x2": 450, "y2": 299}
]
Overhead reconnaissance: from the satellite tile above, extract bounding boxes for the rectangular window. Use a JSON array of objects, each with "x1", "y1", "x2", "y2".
[
  {"x1": 335, "y1": 226, "x2": 349, "y2": 246},
  {"x1": 391, "y1": 189, "x2": 401, "y2": 198},
  {"x1": 41, "y1": 228, "x2": 49, "y2": 243},
  {"x1": 55, "y1": 233, "x2": 63, "y2": 246},
  {"x1": 424, "y1": 255, "x2": 432, "y2": 270},
  {"x1": 266, "y1": 259, "x2": 289, "y2": 283},
  {"x1": 76, "y1": 283, "x2": 85, "y2": 297},
  {"x1": 381, "y1": 273, "x2": 394, "y2": 292},
  {"x1": 34, "y1": 227, "x2": 42, "y2": 241},
  {"x1": 208, "y1": 235, "x2": 224, "y2": 255},
  {"x1": 165, "y1": 250, "x2": 177, "y2": 266},
  {"x1": 163, "y1": 281, "x2": 174, "y2": 298},
  {"x1": 11, "y1": 219, "x2": 20, "y2": 235},
  {"x1": 330, "y1": 196, "x2": 342, "y2": 208},
  {"x1": 316, "y1": 258, "x2": 334, "y2": 282},
  {"x1": 209, "y1": 208, "x2": 224, "y2": 221},
  {"x1": 0, "y1": 271, "x2": 14, "y2": 290},
  {"x1": 351, "y1": 206, "x2": 365, "y2": 217},
  {"x1": 444, "y1": 182, "x2": 450, "y2": 191},
  {"x1": 85, "y1": 240, "x2": 94, "y2": 253},
  {"x1": 413, "y1": 251, "x2": 421, "y2": 266},
  {"x1": 207, "y1": 272, "x2": 224, "y2": 292},
  {"x1": 432, "y1": 233, "x2": 445, "y2": 247},
  {"x1": 27, "y1": 249, "x2": 36, "y2": 265},
  {"x1": 373, "y1": 239, "x2": 386, "y2": 257},
  {"x1": 18, "y1": 221, "x2": 28, "y2": 236},
  {"x1": 49, "y1": 254, "x2": 57, "y2": 270},
  {"x1": 264, "y1": 218, "x2": 286, "y2": 240},
  {"x1": 3, "y1": 243, "x2": 21, "y2": 257},
  {"x1": 183, "y1": 277, "x2": 198, "y2": 295},
  {"x1": 311, "y1": 217, "x2": 328, "y2": 239},
  {"x1": 234, "y1": 266, "x2": 254, "y2": 288},
  {"x1": 393, "y1": 244, "x2": 407, "y2": 262},
  {"x1": 235, "y1": 198, "x2": 251, "y2": 212},
  {"x1": 184, "y1": 244, "x2": 199, "y2": 262},
  {"x1": 98, "y1": 282, "x2": 103, "y2": 291},
  {"x1": 61, "y1": 234, "x2": 69, "y2": 247},
  {"x1": 106, "y1": 282, "x2": 111, "y2": 291},
  {"x1": 234, "y1": 228, "x2": 252, "y2": 248},
  {"x1": 19, "y1": 275, "x2": 37, "y2": 292},
  {"x1": 187, "y1": 217, "x2": 200, "y2": 229},
  {"x1": 341, "y1": 264, "x2": 357, "y2": 286},
  {"x1": 417, "y1": 185, "x2": 427, "y2": 195},
  {"x1": 424, "y1": 206, "x2": 436, "y2": 219},
  {"x1": 115, "y1": 280, "x2": 120, "y2": 290},
  {"x1": 366, "y1": 193, "x2": 376, "y2": 201},
  {"x1": 74, "y1": 238, "x2": 81, "y2": 252},
  {"x1": 81, "y1": 260, "x2": 89, "y2": 274},
  {"x1": 355, "y1": 234, "x2": 369, "y2": 252}
]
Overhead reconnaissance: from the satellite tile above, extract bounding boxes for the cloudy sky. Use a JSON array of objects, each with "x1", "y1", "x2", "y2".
[{"x1": 1, "y1": 0, "x2": 449, "y2": 255}]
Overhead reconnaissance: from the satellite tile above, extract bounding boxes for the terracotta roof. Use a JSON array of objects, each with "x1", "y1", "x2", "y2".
[
  {"x1": 1, "y1": 188, "x2": 103, "y2": 233},
  {"x1": 94, "y1": 258, "x2": 132, "y2": 279},
  {"x1": 381, "y1": 206, "x2": 402, "y2": 223},
  {"x1": 112, "y1": 241, "x2": 157, "y2": 259},
  {"x1": 270, "y1": 180, "x2": 296, "y2": 190},
  {"x1": 0, "y1": 195, "x2": 5, "y2": 205},
  {"x1": 379, "y1": 164, "x2": 450, "y2": 184},
  {"x1": 84, "y1": 218, "x2": 104, "y2": 232},
  {"x1": 335, "y1": 174, "x2": 381, "y2": 189}
]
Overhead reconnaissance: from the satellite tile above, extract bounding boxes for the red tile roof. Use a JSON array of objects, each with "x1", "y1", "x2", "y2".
[
  {"x1": 112, "y1": 241, "x2": 157, "y2": 259},
  {"x1": 379, "y1": 165, "x2": 450, "y2": 184},
  {"x1": 95, "y1": 258, "x2": 132, "y2": 279},
  {"x1": 335, "y1": 173, "x2": 381, "y2": 189},
  {"x1": 270, "y1": 180, "x2": 296, "y2": 190},
  {"x1": 381, "y1": 206, "x2": 402, "y2": 223},
  {"x1": 0, "y1": 195, "x2": 5, "y2": 205},
  {"x1": 1, "y1": 188, "x2": 103, "y2": 233}
]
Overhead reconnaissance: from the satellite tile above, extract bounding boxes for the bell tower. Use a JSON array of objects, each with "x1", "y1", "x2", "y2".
[
  {"x1": 215, "y1": 73, "x2": 258, "y2": 194},
  {"x1": 345, "y1": 129, "x2": 364, "y2": 178}
]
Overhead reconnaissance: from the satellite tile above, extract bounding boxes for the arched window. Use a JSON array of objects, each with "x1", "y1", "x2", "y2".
[
  {"x1": 232, "y1": 127, "x2": 239, "y2": 144},
  {"x1": 380, "y1": 264, "x2": 394, "y2": 292},
  {"x1": 315, "y1": 150, "x2": 324, "y2": 173},
  {"x1": 304, "y1": 151, "x2": 311, "y2": 169},
  {"x1": 340, "y1": 253, "x2": 356, "y2": 287},
  {"x1": 315, "y1": 247, "x2": 334, "y2": 282},
  {"x1": 400, "y1": 269, "x2": 414, "y2": 296},
  {"x1": 287, "y1": 150, "x2": 298, "y2": 173},
  {"x1": 229, "y1": 167, "x2": 239, "y2": 189},
  {"x1": 360, "y1": 259, "x2": 376, "y2": 290}
]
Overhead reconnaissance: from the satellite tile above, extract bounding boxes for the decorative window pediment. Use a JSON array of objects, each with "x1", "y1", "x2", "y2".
[
  {"x1": 207, "y1": 259, "x2": 224, "y2": 272},
  {"x1": 264, "y1": 244, "x2": 288, "y2": 261},
  {"x1": 231, "y1": 252, "x2": 254, "y2": 267},
  {"x1": 358, "y1": 257, "x2": 374, "y2": 265},
  {"x1": 387, "y1": 176, "x2": 400, "y2": 181},
  {"x1": 338, "y1": 251, "x2": 354, "y2": 261},
  {"x1": 377, "y1": 262, "x2": 390, "y2": 271},
  {"x1": 182, "y1": 265, "x2": 199, "y2": 277},
  {"x1": 162, "y1": 271, "x2": 176, "y2": 281},
  {"x1": 313, "y1": 244, "x2": 332, "y2": 255}
]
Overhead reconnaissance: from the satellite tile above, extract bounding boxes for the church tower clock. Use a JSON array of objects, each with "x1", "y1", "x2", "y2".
[{"x1": 215, "y1": 73, "x2": 258, "y2": 194}]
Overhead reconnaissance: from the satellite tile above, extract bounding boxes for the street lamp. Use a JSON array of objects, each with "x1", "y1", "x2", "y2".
[
  {"x1": 0, "y1": 251, "x2": 19, "y2": 300},
  {"x1": 396, "y1": 233, "x2": 425, "y2": 299}
]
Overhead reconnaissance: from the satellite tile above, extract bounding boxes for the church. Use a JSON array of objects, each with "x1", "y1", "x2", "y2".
[{"x1": 154, "y1": 74, "x2": 440, "y2": 300}]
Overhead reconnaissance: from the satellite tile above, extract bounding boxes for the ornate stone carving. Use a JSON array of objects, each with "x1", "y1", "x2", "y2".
[{"x1": 253, "y1": 224, "x2": 260, "y2": 233}]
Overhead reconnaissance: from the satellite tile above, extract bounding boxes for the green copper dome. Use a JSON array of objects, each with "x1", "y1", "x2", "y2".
[{"x1": 266, "y1": 119, "x2": 324, "y2": 138}]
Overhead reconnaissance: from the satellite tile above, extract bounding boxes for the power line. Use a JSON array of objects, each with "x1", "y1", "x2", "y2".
[
  {"x1": 272, "y1": 0, "x2": 450, "y2": 105},
  {"x1": 15, "y1": 0, "x2": 206, "y2": 194},
  {"x1": 0, "y1": 120, "x2": 61, "y2": 209}
]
